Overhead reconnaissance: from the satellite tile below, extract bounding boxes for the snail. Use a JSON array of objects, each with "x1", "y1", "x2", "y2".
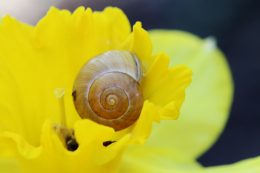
[{"x1": 73, "y1": 50, "x2": 144, "y2": 131}]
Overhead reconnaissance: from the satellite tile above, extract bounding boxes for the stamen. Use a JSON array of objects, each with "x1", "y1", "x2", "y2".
[
  {"x1": 54, "y1": 88, "x2": 67, "y2": 127},
  {"x1": 53, "y1": 125, "x2": 78, "y2": 151},
  {"x1": 66, "y1": 136, "x2": 79, "y2": 151},
  {"x1": 53, "y1": 88, "x2": 79, "y2": 151}
]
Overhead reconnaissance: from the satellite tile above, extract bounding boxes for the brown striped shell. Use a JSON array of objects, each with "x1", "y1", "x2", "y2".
[{"x1": 73, "y1": 50, "x2": 144, "y2": 131}]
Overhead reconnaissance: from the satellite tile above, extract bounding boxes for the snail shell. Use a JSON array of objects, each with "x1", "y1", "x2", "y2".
[{"x1": 73, "y1": 50, "x2": 144, "y2": 131}]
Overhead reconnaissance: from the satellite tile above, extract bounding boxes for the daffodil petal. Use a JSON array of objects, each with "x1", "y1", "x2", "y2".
[
  {"x1": 0, "y1": 7, "x2": 134, "y2": 146},
  {"x1": 146, "y1": 30, "x2": 233, "y2": 160},
  {"x1": 74, "y1": 119, "x2": 130, "y2": 166},
  {"x1": 142, "y1": 53, "x2": 192, "y2": 119},
  {"x1": 159, "y1": 101, "x2": 179, "y2": 120},
  {"x1": 130, "y1": 22, "x2": 153, "y2": 70},
  {"x1": 141, "y1": 53, "x2": 169, "y2": 100},
  {"x1": 130, "y1": 101, "x2": 159, "y2": 144},
  {"x1": 34, "y1": 6, "x2": 130, "y2": 71},
  {"x1": 121, "y1": 154, "x2": 260, "y2": 173},
  {"x1": 0, "y1": 159, "x2": 21, "y2": 173},
  {"x1": 0, "y1": 119, "x2": 130, "y2": 173},
  {"x1": 121, "y1": 146, "x2": 202, "y2": 173},
  {"x1": 0, "y1": 7, "x2": 194, "y2": 173},
  {"x1": 121, "y1": 22, "x2": 153, "y2": 70},
  {"x1": 0, "y1": 16, "x2": 50, "y2": 145},
  {"x1": 203, "y1": 156, "x2": 260, "y2": 173}
]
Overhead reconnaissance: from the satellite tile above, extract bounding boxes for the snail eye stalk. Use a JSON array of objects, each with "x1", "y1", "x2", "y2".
[{"x1": 73, "y1": 50, "x2": 144, "y2": 131}]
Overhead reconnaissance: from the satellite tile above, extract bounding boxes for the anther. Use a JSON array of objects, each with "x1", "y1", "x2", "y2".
[{"x1": 66, "y1": 136, "x2": 79, "y2": 151}]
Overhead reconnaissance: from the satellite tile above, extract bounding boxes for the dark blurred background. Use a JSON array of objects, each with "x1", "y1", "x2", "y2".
[
  {"x1": 1, "y1": 0, "x2": 259, "y2": 167},
  {"x1": 60, "y1": 0, "x2": 260, "y2": 166}
]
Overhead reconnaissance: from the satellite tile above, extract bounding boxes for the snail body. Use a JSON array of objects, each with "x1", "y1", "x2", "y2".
[{"x1": 73, "y1": 50, "x2": 144, "y2": 131}]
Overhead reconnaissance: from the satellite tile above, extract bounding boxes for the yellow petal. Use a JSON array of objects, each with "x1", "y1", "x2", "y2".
[
  {"x1": 203, "y1": 156, "x2": 260, "y2": 173},
  {"x1": 121, "y1": 146, "x2": 202, "y2": 173},
  {"x1": 0, "y1": 7, "x2": 193, "y2": 172},
  {"x1": 0, "y1": 16, "x2": 48, "y2": 145},
  {"x1": 0, "y1": 119, "x2": 131, "y2": 173},
  {"x1": 159, "y1": 101, "x2": 179, "y2": 120},
  {"x1": 121, "y1": 22, "x2": 153, "y2": 70},
  {"x1": 0, "y1": 7, "x2": 132, "y2": 145},
  {"x1": 142, "y1": 53, "x2": 192, "y2": 119},
  {"x1": 130, "y1": 101, "x2": 159, "y2": 144},
  {"x1": 34, "y1": 6, "x2": 131, "y2": 71},
  {"x1": 0, "y1": 159, "x2": 21, "y2": 173},
  {"x1": 121, "y1": 154, "x2": 260, "y2": 173},
  {"x1": 144, "y1": 30, "x2": 234, "y2": 160}
]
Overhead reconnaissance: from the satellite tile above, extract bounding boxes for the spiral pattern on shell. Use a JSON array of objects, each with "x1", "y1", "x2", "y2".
[{"x1": 73, "y1": 50, "x2": 144, "y2": 131}]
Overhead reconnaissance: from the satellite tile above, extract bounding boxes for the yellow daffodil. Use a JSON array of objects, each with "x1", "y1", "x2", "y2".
[{"x1": 0, "y1": 6, "x2": 259, "y2": 173}]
